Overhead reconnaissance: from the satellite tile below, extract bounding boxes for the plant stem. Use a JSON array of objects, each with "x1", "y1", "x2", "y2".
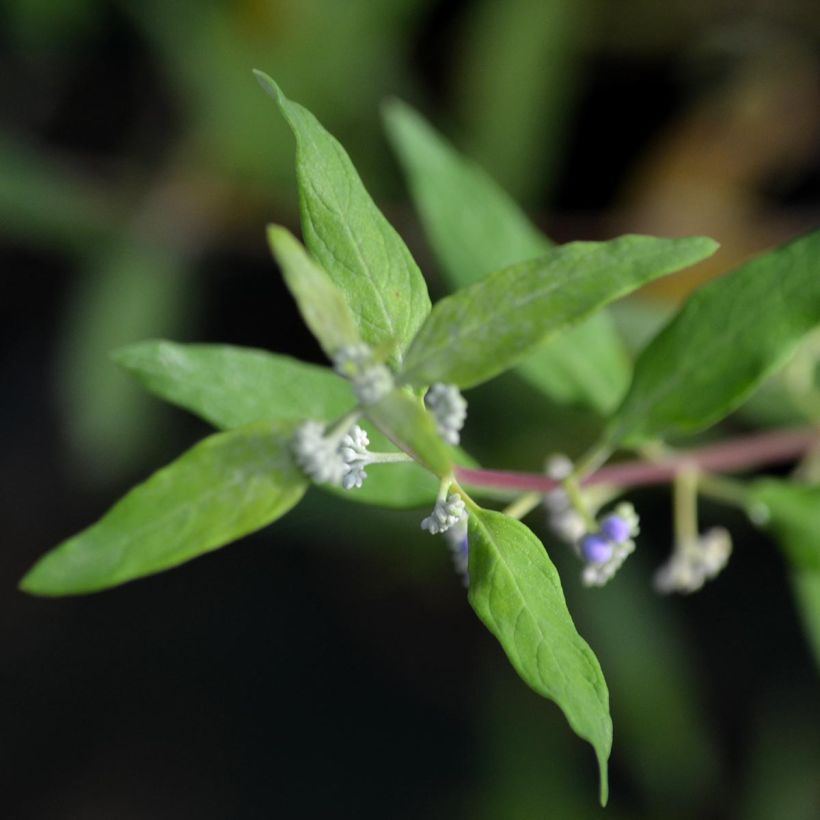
[
  {"x1": 673, "y1": 465, "x2": 699, "y2": 545},
  {"x1": 455, "y1": 426, "x2": 817, "y2": 495}
]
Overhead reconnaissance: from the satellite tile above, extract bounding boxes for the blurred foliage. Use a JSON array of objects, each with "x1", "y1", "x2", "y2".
[{"x1": 2, "y1": 0, "x2": 820, "y2": 816}]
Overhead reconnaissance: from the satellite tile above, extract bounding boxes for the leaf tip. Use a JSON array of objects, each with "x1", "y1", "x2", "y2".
[
  {"x1": 597, "y1": 750, "x2": 610, "y2": 807},
  {"x1": 252, "y1": 69, "x2": 284, "y2": 105}
]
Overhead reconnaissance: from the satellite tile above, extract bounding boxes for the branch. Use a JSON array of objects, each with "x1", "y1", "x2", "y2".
[{"x1": 455, "y1": 426, "x2": 818, "y2": 495}]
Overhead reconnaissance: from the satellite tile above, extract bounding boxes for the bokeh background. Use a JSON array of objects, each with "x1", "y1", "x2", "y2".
[{"x1": 3, "y1": 1, "x2": 820, "y2": 817}]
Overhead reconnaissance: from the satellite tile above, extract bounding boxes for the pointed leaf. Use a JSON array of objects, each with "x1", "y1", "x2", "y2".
[
  {"x1": 21, "y1": 421, "x2": 307, "y2": 596},
  {"x1": 790, "y1": 569, "x2": 820, "y2": 674},
  {"x1": 750, "y1": 480, "x2": 820, "y2": 570},
  {"x1": 467, "y1": 508, "x2": 612, "y2": 804},
  {"x1": 383, "y1": 99, "x2": 629, "y2": 412},
  {"x1": 255, "y1": 71, "x2": 430, "y2": 366},
  {"x1": 113, "y1": 340, "x2": 355, "y2": 430},
  {"x1": 267, "y1": 225, "x2": 360, "y2": 358},
  {"x1": 400, "y1": 235, "x2": 718, "y2": 389},
  {"x1": 608, "y1": 229, "x2": 820, "y2": 446}
]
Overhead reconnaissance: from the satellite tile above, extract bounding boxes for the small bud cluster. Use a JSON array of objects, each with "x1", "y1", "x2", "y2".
[
  {"x1": 443, "y1": 513, "x2": 469, "y2": 586},
  {"x1": 424, "y1": 383, "x2": 467, "y2": 445},
  {"x1": 421, "y1": 493, "x2": 466, "y2": 535},
  {"x1": 654, "y1": 528, "x2": 732, "y2": 594},
  {"x1": 545, "y1": 488, "x2": 587, "y2": 544},
  {"x1": 333, "y1": 343, "x2": 394, "y2": 406},
  {"x1": 339, "y1": 424, "x2": 371, "y2": 490},
  {"x1": 292, "y1": 420, "x2": 378, "y2": 489},
  {"x1": 578, "y1": 503, "x2": 640, "y2": 587},
  {"x1": 543, "y1": 455, "x2": 587, "y2": 543},
  {"x1": 292, "y1": 420, "x2": 347, "y2": 485}
]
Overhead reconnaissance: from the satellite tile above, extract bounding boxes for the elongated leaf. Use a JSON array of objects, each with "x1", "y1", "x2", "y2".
[
  {"x1": 608, "y1": 229, "x2": 820, "y2": 446},
  {"x1": 255, "y1": 71, "x2": 430, "y2": 366},
  {"x1": 791, "y1": 570, "x2": 820, "y2": 674},
  {"x1": 467, "y1": 508, "x2": 612, "y2": 805},
  {"x1": 366, "y1": 389, "x2": 453, "y2": 479},
  {"x1": 267, "y1": 225, "x2": 360, "y2": 357},
  {"x1": 383, "y1": 99, "x2": 629, "y2": 412},
  {"x1": 21, "y1": 421, "x2": 307, "y2": 596},
  {"x1": 401, "y1": 235, "x2": 718, "y2": 389},
  {"x1": 113, "y1": 340, "x2": 356, "y2": 429},
  {"x1": 113, "y1": 340, "x2": 444, "y2": 508},
  {"x1": 750, "y1": 480, "x2": 820, "y2": 570}
]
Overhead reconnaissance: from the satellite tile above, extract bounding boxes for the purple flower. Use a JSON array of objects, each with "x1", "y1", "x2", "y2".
[
  {"x1": 599, "y1": 515, "x2": 631, "y2": 544},
  {"x1": 580, "y1": 534, "x2": 613, "y2": 564}
]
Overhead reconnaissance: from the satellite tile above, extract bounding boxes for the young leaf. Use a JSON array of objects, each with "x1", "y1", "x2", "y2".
[
  {"x1": 467, "y1": 507, "x2": 612, "y2": 805},
  {"x1": 113, "y1": 340, "x2": 444, "y2": 508},
  {"x1": 749, "y1": 480, "x2": 820, "y2": 570},
  {"x1": 254, "y1": 71, "x2": 431, "y2": 366},
  {"x1": 400, "y1": 235, "x2": 718, "y2": 389},
  {"x1": 608, "y1": 229, "x2": 820, "y2": 446},
  {"x1": 113, "y1": 340, "x2": 356, "y2": 430},
  {"x1": 383, "y1": 98, "x2": 629, "y2": 412},
  {"x1": 267, "y1": 225, "x2": 360, "y2": 357},
  {"x1": 790, "y1": 570, "x2": 820, "y2": 673},
  {"x1": 366, "y1": 389, "x2": 453, "y2": 479},
  {"x1": 20, "y1": 421, "x2": 307, "y2": 596}
]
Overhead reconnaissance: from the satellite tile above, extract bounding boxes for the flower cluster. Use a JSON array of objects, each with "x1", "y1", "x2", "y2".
[
  {"x1": 333, "y1": 343, "x2": 394, "y2": 406},
  {"x1": 292, "y1": 420, "x2": 347, "y2": 485},
  {"x1": 338, "y1": 424, "x2": 371, "y2": 490},
  {"x1": 654, "y1": 528, "x2": 732, "y2": 594},
  {"x1": 424, "y1": 383, "x2": 467, "y2": 445},
  {"x1": 421, "y1": 492, "x2": 466, "y2": 535},
  {"x1": 292, "y1": 420, "x2": 376, "y2": 489},
  {"x1": 443, "y1": 513, "x2": 469, "y2": 586},
  {"x1": 578, "y1": 503, "x2": 640, "y2": 587}
]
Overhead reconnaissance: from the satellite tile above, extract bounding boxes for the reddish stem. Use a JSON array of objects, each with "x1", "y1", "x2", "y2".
[{"x1": 455, "y1": 426, "x2": 817, "y2": 494}]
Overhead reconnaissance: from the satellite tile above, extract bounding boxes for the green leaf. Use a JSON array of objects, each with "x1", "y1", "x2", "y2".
[
  {"x1": 113, "y1": 340, "x2": 444, "y2": 509},
  {"x1": 383, "y1": 98, "x2": 629, "y2": 412},
  {"x1": 254, "y1": 71, "x2": 431, "y2": 366},
  {"x1": 400, "y1": 235, "x2": 718, "y2": 390},
  {"x1": 20, "y1": 421, "x2": 307, "y2": 596},
  {"x1": 113, "y1": 340, "x2": 356, "y2": 430},
  {"x1": 608, "y1": 229, "x2": 820, "y2": 446},
  {"x1": 750, "y1": 480, "x2": 820, "y2": 570},
  {"x1": 267, "y1": 225, "x2": 360, "y2": 357},
  {"x1": 467, "y1": 508, "x2": 612, "y2": 805},
  {"x1": 791, "y1": 569, "x2": 820, "y2": 674},
  {"x1": 366, "y1": 389, "x2": 453, "y2": 479}
]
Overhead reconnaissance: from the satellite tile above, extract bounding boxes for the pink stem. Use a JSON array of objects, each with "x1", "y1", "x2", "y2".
[{"x1": 455, "y1": 426, "x2": 818, "y2": 494}]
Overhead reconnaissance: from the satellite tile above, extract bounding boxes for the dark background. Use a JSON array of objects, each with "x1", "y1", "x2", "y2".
[{"x1": 2, "y1": 1, "x2": 820, "y2": 817}]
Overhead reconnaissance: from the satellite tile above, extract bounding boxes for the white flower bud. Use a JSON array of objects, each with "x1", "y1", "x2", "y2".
[
  {"x1": 333, "y1": 344, "x2": 394, "y2": 406},
  {"x1": 292, "y1": 421, "x2": 346, "y2": 485},
  {"x1": 654, "y1": 527, "x2": 732, "y2": 594},
  {"x1": 421, "y1": 493, "x2": 466, "y2": 535},
  {"x1": 339, "y1": 424, "x2": 371, "y2": 490},
  {"x1": 424, "y1": 383, "x2": 467, "y2": 445}
]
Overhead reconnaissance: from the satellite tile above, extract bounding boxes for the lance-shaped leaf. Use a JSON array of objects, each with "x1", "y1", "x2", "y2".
[
  {"x1": 791, "y1": 570, "x2": 820, "y2": 674},
  {"x1": 113, "y1": 340, "x2": 355, "y2": 429},
  {"x1": 467, "y1": 508, "x2": 612, "y2": 805},
  {"x1": 750, "y1": 480, "x2": 820, "y2": 570},
  {"x1": 383, "y1": 99, "x2": 629, "y2": 413},
  {"x1": 268, "y1": 225, "x2": 360, "y2": 358},
  {"x1": 113, "y1": 340, "x2": 444, "y2": 509},
  {"x1": 366, "y1": 389, "x2": 453, "y2": 479},
  {"x1": 400, "y1": 235, "x2": 717, "y2": 389},
  {"x1": 255, "y1": 71, "x2": 430, "y2": 366},
  {"x1": 21, "y1": 421, "x2": 307, "y2": 596},
  {"x1": 608, "y1": 229, "x2": 820, "y2": 446}
]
